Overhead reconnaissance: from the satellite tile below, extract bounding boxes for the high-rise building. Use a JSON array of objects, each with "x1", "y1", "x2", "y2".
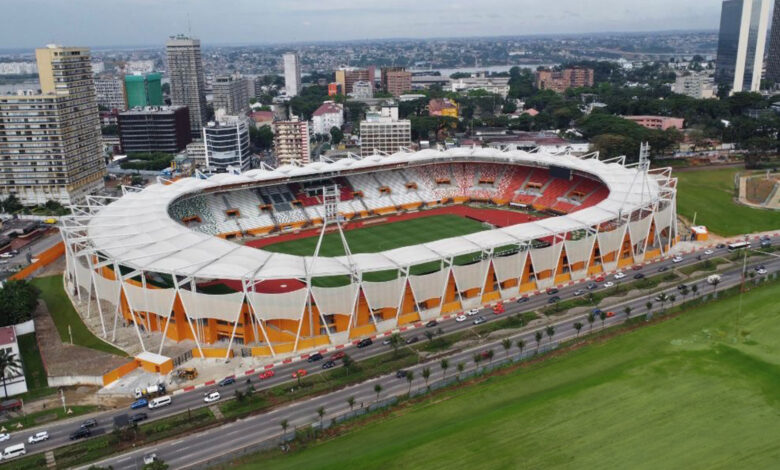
[
  {"x1": 381, "y1": 67, "x2": 412, "y2": 97},
  {"x1": 672, "y1": 73, "x2": 717, "y2": 99},
  {"x1": 118, "y1": 106, "x2": 192, "y2": 154},
  {"x1": 335, "y1": 66, "x2": 375, "y2": 95},
  {"x1": 534, "y1": 67, "x2": 595, "y2": 93},
  {"x1": 166, "y1": 35, "x2": 208, "y2": 136},
  {"x1": 283, "y1": 53, "x2": 301, "y2": 97},
  {"x1": 766, "y1": 1, "x2": 780, "y2": 84},
  {"x1": 212, "y1": 75, "x2": 249, "y2": 115},
  {"x1": 715, "y1": 0, "x2": 771, "y2": 93},
  {"x1": 273, "y1": 119, "x2": 310, "y2": 166},
  {"x1": 0, "y1": 45, "x2": 106, "y2": 205},
  {"x1": 94, "y1": 77, "x2": 126, "y2": 110},
  {"x1": 125, "y1": 72, "x2": 163, "y2": 108},
  {"x1": 203, "y1": 114, "x2": 252, "y2": 172},
  {"x1": 350, "y1": 81, "x2": 374, "y2": 99},
  {"x1": 359, "y1": 106, "x2": 411, "y2": 157}
]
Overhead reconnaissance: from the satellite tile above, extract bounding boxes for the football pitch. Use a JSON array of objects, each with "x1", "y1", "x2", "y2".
[
  {"x1": 237, "y1": 280, "x2": 780, "y2": 470},
  {"x1": 262, "y1": 214, "x2": 487, "y2": 257}
]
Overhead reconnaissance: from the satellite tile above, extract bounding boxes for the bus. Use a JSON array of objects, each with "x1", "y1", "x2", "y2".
[{"x1": 727, "y1": 241, "x2": 750, "y2": 252}]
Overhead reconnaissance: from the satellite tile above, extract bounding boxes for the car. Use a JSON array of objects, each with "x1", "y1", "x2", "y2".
[
  {"x1": 586, "y1": 283, "x2": 598, "y2": 290},
  {"x1": 704, "y1": 249, "x2": 714, "y2": 255},
  {"x1": 357, "y1": 338, "x2": 373, "y2": 348},
  {"x1": 757, "y1": 268, "x2": 768, "y2": 275},
  {"x1": 307, "y1": 353, "x2": 323, "y2": 362},
  {"x1": 218, "y1": 377, "x2": 235, "y2": 387},
  {"x1": 546, "y1": 288, "x2": 559, "y2": 295},
  {"x1": 382, "y1": 338, "x2": 392, "y2": 345},
  {"x1": 81, "y1": 418, "x2": 97, "y2": 429},
  {"x1": 573, "y1": 289, "x2": 585, "y2": 296},
  {"x1": 677, "y1": 284, "x2": 687, "y2": 291},
  {"x1": 633, "y1": 273, "x2": 645, "y2": 280},
  {"x1": 455, "y1": 314, "x2": 467, "y2": 322},
  {"x1": 0, "y1": 253, "x2": 12, "y2": 259},
  {"x1": 28, "y1": 431, "x2": 49, "y2": 444},
  {"x1": 466, "y1": 308, "x2": 480, "y2": 316},
  {"x1": 516, "y1": 297, "x2": 529, "y2": 304},
  {"x1": 480, "y1": 350, "x2": 492, "y2": 360},
  {"x1": 631, "y1": 265, "x2": 643, "y2": 271},
  {"x1": 603, "y1": 281, "x2": 615, "y2": 288},
  {"x1": 321, "y1": 360, "x2": 336, "y2": 370},
  {"x1": 672, "y1": 256, "x2": 684, "y2": 263},
  {"x1": 473, "y1": 316, "x2": 486, "y2": 325},
  {"x1": 613, "y1": 272, "x2": 626, "y2": 280},
  {"x1": 396, "y1": 370, "x2": 408, "y2": 379},
  {"x1": 592, "y1": 308, "x2": 603, "y2": 315},
  {"x1": 143, "y1": 453, "x2": 158, "y2": 465},
  {"x1": 606, "y1": 311, "x2": 615, "y2": 318},
  {"x1": 405, "y1": 336, "x2": 419, "y2": 344},
  {"x1": 0, "y1": 432, "x2": 10, "y2": 442},
  {"x1": 330, "y1": 351, "x2": 345, "y2": 361},
  {"x1": 258, "y1": 370, "x2": 275, "y2": 380},
  {"x1": 129, "y1": 412, "x2": 148, "y2": 424},
  {"x1": 203, "y1": 391, "x2": 221, "y2": 403},
  {"x1": 595, "y1": 276, "x2": 605, "y2": 282},
  {"x1": 658, "y1": 266, "x2": 669, "y2": 272},
  {"x1": 69, "y1": 427, "x2": 91, "y2": 440},
  {"x1": 547, "y1": 296, "x2": 561, "y2": 304},
  {"x1": 425, "y1": 320, "x2": 438, "y2": 328},
  {"x1": 492, "y1": 304, "x2": 505, "y2": 314},
  {"x1": 655, "y1": 294, "x2": 666, "y2": 302},
  {"x1": 131, "y1": 398, "x2": 148, "y2": 409}
]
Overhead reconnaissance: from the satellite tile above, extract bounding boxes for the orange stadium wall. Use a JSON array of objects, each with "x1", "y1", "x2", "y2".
[{"x1": 11, "y1": 241, "x2": 65, "y2": 280}]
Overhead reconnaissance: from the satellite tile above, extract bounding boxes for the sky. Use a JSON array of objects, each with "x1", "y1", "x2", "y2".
[{"x1": 0, "y1": 0, "x2": 732, "y2": 50}]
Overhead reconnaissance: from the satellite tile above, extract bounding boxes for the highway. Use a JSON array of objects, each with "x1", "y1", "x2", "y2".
[{"x1": 4, "y1": 236, "x2": 778, "y2": 467}]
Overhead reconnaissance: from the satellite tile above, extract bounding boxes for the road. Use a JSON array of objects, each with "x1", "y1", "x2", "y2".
[{"x1": 5, "y1": 236, "x2": 778, "y2": 466}]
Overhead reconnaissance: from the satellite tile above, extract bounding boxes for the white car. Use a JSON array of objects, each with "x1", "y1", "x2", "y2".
[
  {"x1": 0, "y1": 432, "x2": 10, "y2": 441},
  {"x1": 203, "y1": 391, "x2": 220, "y2": 403},
  {"x1": 0, "y1": 253, "x2": 13, "y2": 259},
  {"x1": 704, "y1": 249, "x2": 714, "y2": 255},
  {"x1": 28, "y1": 431, "x2": 49, "y2": 444},
  {"x1": 455, "y1": 314, "x2": 467, "y2": 323},
  {"x1": 757, "y1": 269, "x2": 768, "y2": 275},
  {"x1": 466, "y1": 308, "x2": 479, "y2": 316},
  {"x1": 603, "y1": 281, "x2": 615, "y2": 288},
  {"x1": 143, "y1": 453, "x2": 157, "y2": 465},
  {"x1": 613, "y1": 272, "x2": 626, "y2": 280},
  {"x1": 672, "y1": 256, "x2": 684, "y2": 263}
]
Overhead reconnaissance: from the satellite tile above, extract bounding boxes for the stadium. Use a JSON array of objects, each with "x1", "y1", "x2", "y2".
[{"x1": 61, "y1": 147, "x2": 678, "y2": 361}]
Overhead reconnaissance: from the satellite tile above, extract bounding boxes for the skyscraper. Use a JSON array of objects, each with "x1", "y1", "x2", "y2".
[
  {"x1": 203, "y1": 115, "x2": 252, "y2": 172},
  {"x1": 283, "y1": 53, "x2": 301, "y2": 97},
  {"x1": 166, "y1": 35, "x2": 208, "y2": 136},
  {"x1": 125, "y1": 72, "x2": 163, "y2": 108},
  {"x1": 0, "y1": 45, "x2": 106, "y2": 205},
  {"x1": 273, "y1": 119, "x2": 310, "y2": 166},
  {"x1": 212, "y1": 75, "x2": 249, "y2": 115},
  {"x1": 715, "y1": 0, "x2": 771, "y2": 93},
  {"x1": 766, "y1": 1, "x2": 780, "y2": 84},
  {"x1": 381, "y1": 67, "x2": 412, "y2": 97}
]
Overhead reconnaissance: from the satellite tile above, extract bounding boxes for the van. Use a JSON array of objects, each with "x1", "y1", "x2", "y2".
[
  {"x1": 2, "y1": 443, "x2": 26, "y2": 459},
  {"x1": 148, "y1": 395, "x2": 172, "y2": 409}
]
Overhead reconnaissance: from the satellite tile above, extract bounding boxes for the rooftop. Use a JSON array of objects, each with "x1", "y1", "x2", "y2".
[{"x1": 0, "y1": 326, "x2": 16, "y2": 346}]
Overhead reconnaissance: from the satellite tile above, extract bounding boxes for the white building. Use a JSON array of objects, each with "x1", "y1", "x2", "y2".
[
  {"x1": 0, "y1": 327, "x2": 27, "y2": 398},
  {"x1": 311, "y1": 101, "x2": 344, "y2": 135},
  {"x1": 283, "y1": 53, "x2": 301, "y2": 97},
  {"x1": 350, "y1": 80, "x2": 373, "y2": 99},
  {"x1": 94, "y1": 77, "x2": 127, "y2": 110},
  {"x1": 450, "y1": 74, "x2": 511, "y2": 97},
  {"x1": 186, "y1": 140, "x2": 207, "y2": 168},
  {"x1": 273, "y1": 118, "x2": 310, "y2": 166},
  {"x1": 672, "y1": 73, "x2": 716, "y2": 99},
  {"x1": 203, "y1": 113, "x2": 252, "y2": 172},
  {"x1": 359, "y1": 105, "x2": 411, "y2": 156}
]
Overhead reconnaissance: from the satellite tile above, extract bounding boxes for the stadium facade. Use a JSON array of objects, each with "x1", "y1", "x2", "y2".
[{"x1": 61, "y1": 148, "x2": 677, "y2": 358}]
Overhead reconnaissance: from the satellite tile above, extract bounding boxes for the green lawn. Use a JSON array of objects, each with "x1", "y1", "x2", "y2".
[
  {"x1": 15, "y1": 333, "x2": 53, "y2": 400},
  {"x1": 30, "y1": 275, "x2": 126, "y2": 356},
  {"x1": 263, "y1": 215, "x2": 486, "y2": 257},
  {"x1": 676, "y1": 168, "x2": 780, "y2": 236},
  {"x1": 237, "y1": 280, "x2": 780, "y2": 470}
]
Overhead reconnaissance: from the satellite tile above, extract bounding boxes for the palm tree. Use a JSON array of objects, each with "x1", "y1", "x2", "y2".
[
  {"x1": 669, "y1": 294, "x2": 676, "y2": 307},
  {"x1": 623, "y1": 306, "x2": 632, "y2": 322},
  {"x1": 280, "y1": 419, "x2": 289, "y2": 442},
  {"x1": 680, "y1": 285, "x2": 689, "y2": 303},
  {"x1": 516, "y1": 339, "x2": 526, "y2": 358},
  {"x1": 599, "y1": 310, "x2": 607, "y2": 328},
  {"x1": 587, "y1": 312, "x2": 595, "y2": 333},
  {"x1": 486, "y1": 349, "x2": 494, "y2": 366},
  {"x1": 406, "y1": 370, "x2": 415, "y2": 394},
  {"x1": 440, "y1": 358, "x2": 449, "y2": 379},
  {"x1": 0, "y1": 351, "x2": 21, "y2": 398},
  {"x1": 691, "y1": 284, "x2": 698, "y2": 297},
  {"x1": 657, "y1": 293, "x2": 669, "y2": 311},
  {"x1": 711, "y1": 277, "x2": 720, "y2": 294},
  {"x1": 573, "y1": 322, "x2": 583, "y2": 337},
  {"x1": 341, "y1": 354, "x2": 354, "y2": 375},
  {"x1": 473, "y1": 353, "x2": 483, "y2": 371},
  {"x1": 424, "y1": 330, "x2": 435, "y2": 342},
  {"x1": 501, "y1": 338, "x2": 512, "y2": 359},
  {"x1": 316, "y1": 406, "x2": 326, "y2": 430},
  {"x1": 456, "y1": 362, "x2": 465, "y2": 381},
  {"x1": 645, "y1": 301, "x2": 653, "y2": 317},
  {"x1": 422, "y1": 367, "x2": 431, "y2": 389},
  {"x1": 535, "y1": 331, "x2": 543, "y2": 352},
  {"x1": 346, "y1": 396, "x2": 355, "y2": 411},
  {"x1": 388, "y1": 333, "x2": 402, "y2": 357},
  {"x1": 545, "y1": 325, "x2": 555, "y2": 345},
  {"x1": 374, "y1": 383, "x2": 383, "y2": 403}
]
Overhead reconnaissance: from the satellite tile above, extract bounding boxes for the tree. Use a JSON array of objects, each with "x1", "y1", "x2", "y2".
[
  {"x1": 486, "y1": 349, "x2": 494, "y2": 366},
  {"x1": 680, "y1": 285, "x2": 689, "y2": 303},
  {"x1": 535, "y1": 331, "x2": 543, "y2": 352},
  {"x1": 473, "y1": 353, "x2": 483, "y2": 371},
  {"x1": 424, "y1": 330, "x2": 435, "y2": 342},
  {"x1": 249, "y1": 125, "x2": 274, "y2": 150},
  {"x1": 440, "y1": 358, "x2": 449, "y2": 380},
  {"x1": 341, "y1": 354, "x2": 354, "y2": 375},
  {"x1": 0, "y1": 280, "x2": 40, "y2": 327},
  {"x1": 587, "y1": 313, "x2": 595, "y2": 333},
  {"x1": 691, "y1": 285, "x2": 699, "y2": 297},
  {"x1": 599, "y1": 311, "x2": 607, "y2": 329},
  {"x1": 422, "y1": 367, "x2": 431, "y2": 389},
  {"x1": 279, "y1": 419, "x2": 289, "y2": 441},
  {"x1": 711, "y1": 277, "x2": 720, "y2": 293},
  {"x1": 329, "y1": 126, "x2": 344, "y2": 145},
  {"x1": 456, "y1": 362, "x2": 465, "y2": 381},
  {"x1": 346, "y1": 396, "x2": 355, "y2": 411},
  {"x1": 646, "y1": 301, "x2": 653, "y2": 316},
  {"x1": 545, "y1": 326, "x2": 555, "y2": 345},
  {"x1": 374, "y1": 383, "x2": 383, "y2": 403},
  {"x1": 316, "y1": 406, "x2": 326, "y2": 430},
  {"x1": 388, "y1": 333, "x2": 402, "y2": 357},
  {"x1": 406, "y1": 370, "x2": 415, "y2": 394},
  {"x1": 516, "y1": 339, "x2": 526, "y2": 358},
  {"x1": 573, "y1": 322, "x2": 583, "y2": 337},
  {"x1": 623, "y1": 306, "x2": 632, "y2": 322},
  {"x1": 0, "y1": 194, "x2": 23, "y2": 213},
  {"x1": 502, "y1": 338, "x2": 512, "y2": 359}
]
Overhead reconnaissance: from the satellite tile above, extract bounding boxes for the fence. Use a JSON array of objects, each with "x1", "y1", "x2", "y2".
[
  {"x1": 10, "y1": 241, "x2": 64, "y2": 280},
  {"x1": 12, "y1": 319, "x2": 35, "y2": 336},
  {"x1": 48, "y1": 375, "x2": 103, "y2": 387}
]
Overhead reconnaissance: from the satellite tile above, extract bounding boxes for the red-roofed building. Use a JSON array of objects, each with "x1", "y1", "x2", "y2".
[
  {"x1": 0, "y1": 326, "x2": 27, "y2": 398},
  {"x1": 311, "y1": 101, "x2": 344, "y2": 135},
  {"x1": 249, "y1": 111, "x2": 274, "y2": 129}
]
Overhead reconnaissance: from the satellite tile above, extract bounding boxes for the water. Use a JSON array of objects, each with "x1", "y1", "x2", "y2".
[
  {"x1": 410, "y1": 64, "x2": 554, "y2": 77},
  {"x1": 0, "y1": 81, "x2": 38, "y2": 94}
]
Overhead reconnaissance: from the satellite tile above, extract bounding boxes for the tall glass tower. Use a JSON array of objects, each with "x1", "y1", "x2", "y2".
[{"x1": 715, "y1": 0, "x2": 771, "y2": 93}]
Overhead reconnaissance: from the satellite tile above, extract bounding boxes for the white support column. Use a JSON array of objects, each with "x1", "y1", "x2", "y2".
[
  {"x1": 477, "y1": 249, "x2": 494, "y2": 302},
  {"x1": 437, "y1": 259, "x2": 454, "y2": 316},
  {"x1": 178, "y1": 277, "x2": 204, "y2": 358},
  {"x1": 86, "y1": 255, "x2": 107, "y2": 337},
  {"x1": 393, "y1": 267, "x2": 410, "y2": 327},
  {"x1": 120, "y1": 278, "x2": 147, "y2": 353},
  {"x1": 224, "y1": 292, "x2": 245, "y2": 359}
]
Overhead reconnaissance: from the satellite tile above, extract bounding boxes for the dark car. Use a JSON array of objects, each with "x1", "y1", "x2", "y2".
[
  {"x1": 516, "y1": 297, "x2": 530, "y2": 304},
  {"x1": 473, "y1": 316, "x2": 486, "y2": 325},
  {"x1": 69, "y1": 427, "x2": 91, "y2": 440},
  {"x1": 425, "y1": 320, "x2": 438, "y2": 328},
  {"x1": 716, "y1": 243, "x2": 726, "y2": 249},
  {"x1": 81, "y1": 418, "x2": 97, "y2": 429},
  {"x1": 677, "y1": 284, "x2": 687, "y2": 291},
  {"x1": 547, "y1": 296, "x2": 561, "y2": 304},
  {"x1": 586, "y1": 283, "x2": 598, "y2": 290},
  {"x1": 633, "y1": 273, "x2": 645, "y2": 280},
  {"x1": 307, "y1": 353, "x2": 323, "y2": 363},
  {"x1": 396, "y1": 370, "x2": 408, "y2": 379},
  {"x1": 405, "y1": 336, "x2": 419, "y2": 344},
  {"x1": 321, "y1": 360, "x2": 336, "y2": 370},
  {"x1": 546, "y1": 288, "x2": 559, "y2": 295},
  {"x1": 218, "y1": 377, "x2": 236, "y2": 387},
  {"x1": 357, "y1": 338, "x2": 373, "y2": 348},
  {"x1": 658, "y1": 266, "x2": 669, "y2": 272},
  {"x1": 129, "y1": 412, "x2": 148, "y2": 424}
]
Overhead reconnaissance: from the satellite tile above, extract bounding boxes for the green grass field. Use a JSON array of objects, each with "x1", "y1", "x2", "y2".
[
  {"x1": 676, "y1": 168, "x2": 780, "y2": 236},
  {"x1": 238, "y1": 281, "x2": 780, "y2": 470},
  {"x1": 263, "y1": 215, "x2": 486, "y2": 257},
  {"x1": 30, "y1": 275, "x2": 126, "y2": 356}
]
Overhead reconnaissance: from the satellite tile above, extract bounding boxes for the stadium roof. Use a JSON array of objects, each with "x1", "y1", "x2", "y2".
[{"x1": 83, "y1": 148, "x2": 667, "y2": 281}]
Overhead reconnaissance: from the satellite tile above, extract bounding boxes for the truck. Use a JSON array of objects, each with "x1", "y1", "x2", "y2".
[
  {"x1": 176, "y1": 368, "x2": 198, "y2": 381},
  {"x1": 707, "y1": 274, "x2": 721, "y2": 285},
  {"x1": 134, "y1": 383, "x2": 167, "y2": 399}
]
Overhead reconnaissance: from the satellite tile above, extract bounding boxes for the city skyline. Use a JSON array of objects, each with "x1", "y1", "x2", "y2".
[{"x1": 0, "y1": 0, "x2": 735, "y2": 50}]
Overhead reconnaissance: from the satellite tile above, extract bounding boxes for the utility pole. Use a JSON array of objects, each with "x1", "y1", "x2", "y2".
[
  {"x1": 59, "y1": 388, "x2": 66, "y2": 412},
  {"x1": 736, "y1": 235, "x2": 749, "y2": 342}
]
